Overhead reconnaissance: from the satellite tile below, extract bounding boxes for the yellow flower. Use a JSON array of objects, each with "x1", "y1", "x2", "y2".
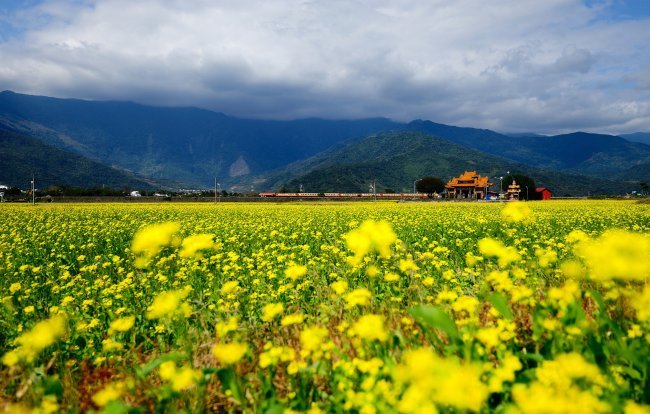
[
  {"x1": 627, "y1": 324, "x2": 643, "y2": 339},
  {"x1": 146, "y1": 289, "x2": 191, "y2": 319},
  {"x1": 501, "y1": 202, "x2": 532, "y2": 223},
  {"x1": 394, "y1": 348, "x2": 488, "y2": 412},
  {"x1": 159, "y1": 361, "x2": 201, "y2": 391},
  {"x1": 37, "y1": 395, "x2": 59, "y2": 414},
  {"x1": 344, "y1": 288, "x2": 372, "y2": 309},
  {"x1": 159, "y1": 361, "x2": 177, "y2": 380},
  {"x1": 631, "y1": 286, "x2": 650, "y2": 322},
  {"x1": 131, "y1": 222, "x2": 180, "y2": 267},
  {"x1": 3, "y1": 315, "x2": 66, "y2": 365},
  {"x1": 343, "y1": 220, "x2": 397, "y2": 264},
  {"x1": 221, "y1": 281, "x2": 240, "y2": 295},
  {"x1": 488, "y1": 353, "x2": 522, "y2": 392},
  {"x1": 213, "y1": 342, "x2": 248, "y2": 365},
  {"x1": 216, "y1": 317, "x2": 239, "y2": 337},
  {"x1": 285, "y1": 264, "x2": 308, "y2": 280},
  {"x1": 565, "y1": 229, "x2": 589, "y2": 244},
  {"x1": 478, "y1": 237, "x2": 521, "y2": 267},
  {"x1": 366, "y1": 265, "x2": 380, "y2": 278},
  {"x1": 300, "y1": 326, "x2": 329, "y2": 353},
  {"x1": 625, "y1": 401, "x2": 650, "y2": 414},
  {"x1": 179, "y1": 233, "x2": 216, "y2": 259},
  {"x1": 281, "y1": 313, "x2": 305, "y2": 326},
  {"x1": 259, "y1": 345, "x2": 296, "y2": 368},
  {"x1": 475, "y1": 327, "x2": 501, "y2": 349},
  {"x1": 383, "y1": 272, "x2": 400, "y2": 282},
  {"x1": 547, "y1": 280, "x2": 580, "y2": 309},
  {"x1": 535, "y1": 247, "x2": 557, "y2": 268},
  {"x1": 261, "y1": 303, "x2": 284, "y2": 322},
  {"x1": 109, "y1": 315, "x2": 135, "y2": 334},
  {"x1": 452, "y1": 295, "x2": 479, "y2": 315},
  {"x1": 398, "y1": 259, "x2": 419, "y2": 274},
  {"x1": 9, "y1": 282, "x2": 21, "y2": 294},
  {"x1": 512, "y1": 353, "x2": 609, "y2": 414},
  {"x1": 2, "y1": 350, "x2": 19, "y2": 367},
  {"x1": 560, "y1": 260, "x2": 585, "y2": 278},
  {"x1": 170, "y1": 365, "x2": 202, "y2": 391},
  {"x1": 573, "y1": 229, "x2": 650, "y2": 281},
  {"x1": 349, "y1": 314, "x2": 388, "y2": 342},
  {"x1": 486, "y1": 270, "x2": 513, "y2": 293},
  {"x1": 330, "y1": 280, "x2": 349, "y2": 295},
  {"x1": 92, "y1": 381, "x2": 126, "y2": 407},
  {"x1": 102, "y1": 338, "x2": 124, "y2": 352},
  {"x1": 60, "y1": 296, "x2": 74, "y2": 307}
]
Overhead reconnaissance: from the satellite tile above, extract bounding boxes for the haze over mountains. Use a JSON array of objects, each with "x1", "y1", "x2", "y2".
[{"x1": 0, "y1": 91, "x2": 648, "y2": 195}]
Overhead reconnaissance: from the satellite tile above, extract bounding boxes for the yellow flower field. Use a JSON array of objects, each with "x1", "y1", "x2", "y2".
[{"x1": 0, "y1": 200, "x2": 649, "y2": 413}]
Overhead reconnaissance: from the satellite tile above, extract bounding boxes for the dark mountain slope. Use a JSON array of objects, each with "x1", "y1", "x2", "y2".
[
  {"x1": 237, "y1": 131, "x2": 635, "y2": 195},
  {"x1": 0, "y1": 91, "x2": 399, "y2": 186},
  {"x1": 1, "y1": 91, "x2": 647, "y2": 188},
  {"x1": 407, "y1": 121, "x2": 650, "y2": 179},
  {"x1": 619, "y1": 132, "x2": 650, "y2": 146},
  {"x1": 0, "y1": 128, "x2": 156, "y2": 189}
]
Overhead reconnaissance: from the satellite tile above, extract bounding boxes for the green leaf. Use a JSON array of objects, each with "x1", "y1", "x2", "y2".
[
  {"x1": 588, "y1": 335, "x2": 607, "y2": 367},
  {"x1": 488, "y1": 293, "x2": 513, "y2": 320},
  {"x1": 217, "y1": 367, "x2": 243, "y2": 402},
  {"x1": 101, "y1": 400, "x2": 130, "y2": 414},
  {"x1": 43, "y1": 376, "x2": 63, "y2": 398},
  {"x1": 620, "y1": 366, "x2": 642, "y2": 381},
  {"x1": 264, "y1": 403, "x2": 285, "y2": 414},
  {"x1": 136, "y1": 352, "x2": 186, "y2": 379},
  {"x1": 409, "y1": 305, "x2": 458, "y2": 340}
]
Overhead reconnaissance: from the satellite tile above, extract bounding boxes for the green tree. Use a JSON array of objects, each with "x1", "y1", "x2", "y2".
[
  {"x1": 416, "y1": 176, "x2": 445, "y2": 196},
  {"x1": 503, "y1": 174, "x2": 536, "y2": 200}
]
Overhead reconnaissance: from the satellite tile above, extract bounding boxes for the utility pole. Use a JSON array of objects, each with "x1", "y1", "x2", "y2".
[
  {"x1": 214, "y1": 177, "x2": 217, "y2": 203},
  {"x1": 31, "y1": 174, "x2": 35, "y2": 205},
  {"x1": 413, "y1": 179, "x2": 421, "y2": 195}
]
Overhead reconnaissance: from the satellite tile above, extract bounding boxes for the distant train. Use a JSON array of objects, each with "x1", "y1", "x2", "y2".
[{"x1": 259, "y1": 192, "x2": 429, "y2": 198}]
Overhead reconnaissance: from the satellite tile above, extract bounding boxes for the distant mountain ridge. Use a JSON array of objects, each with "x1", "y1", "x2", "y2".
[
  {"x1": 0, "y1": 128, "x2": 156, "y2": 189},
  {"x1": 0, "y1": 91, "x2": 399, "y2": 187},
  {"x1": 404, "y1": 121, "x2": 650, "y2": 177},
  {"x1": 0, "y1": 91, "x2": 647, "y2": 193},
  {"x1": 620, "y1": 132, "x2": 650, "y2": 146},
  {"x1": 235, "y1": 131, "x2": 635, "y2": 195}
]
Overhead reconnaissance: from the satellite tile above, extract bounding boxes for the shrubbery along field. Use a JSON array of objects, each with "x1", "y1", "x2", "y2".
[{"x1": 1, "y1": 200, "x2": 649, "y2": 413}]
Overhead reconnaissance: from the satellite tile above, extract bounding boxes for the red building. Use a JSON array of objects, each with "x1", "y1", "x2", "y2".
[{"x1": 535, "y1": 187, "x2": 552, "y2": 200}]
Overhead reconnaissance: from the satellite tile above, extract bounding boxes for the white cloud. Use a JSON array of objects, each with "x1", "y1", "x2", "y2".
[{"x1": 0, "y1": 0, "x2": 649, "y2": 134}]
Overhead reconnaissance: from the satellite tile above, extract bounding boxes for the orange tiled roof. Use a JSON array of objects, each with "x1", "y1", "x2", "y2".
[{"x1": 446, "y1": 171, "x2": 493, "y2": 189}]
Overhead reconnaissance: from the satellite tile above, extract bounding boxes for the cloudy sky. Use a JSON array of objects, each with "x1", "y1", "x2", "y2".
[{"x1": 1, "y1": 0, "x2": 649, "y2": 134}]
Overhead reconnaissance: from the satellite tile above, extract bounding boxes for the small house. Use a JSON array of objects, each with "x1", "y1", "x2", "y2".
[{"x1": 534, "y1": 187, "x2": 552, "y2": 200}]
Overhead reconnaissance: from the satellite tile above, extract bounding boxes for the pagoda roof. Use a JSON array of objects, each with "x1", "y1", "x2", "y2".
[{"x1": 445, "y1": 171, "x2": 493, "y2": 188}]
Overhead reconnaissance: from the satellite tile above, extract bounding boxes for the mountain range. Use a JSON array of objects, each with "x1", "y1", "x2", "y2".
[
  {"x1": 0, "y1": 90, "x2": 647, "y2": 195},
  {"x1": 0, "y1": 128, "x2": 156, "y2": 190}
]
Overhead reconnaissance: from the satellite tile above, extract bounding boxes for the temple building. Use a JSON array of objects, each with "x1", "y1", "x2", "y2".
[
  {"x1": 506, "y1": 180, "x2": 521, "y2": 200},
  {"x1": 445, "y1": 171, "x2": 493, "y2": 199}
]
